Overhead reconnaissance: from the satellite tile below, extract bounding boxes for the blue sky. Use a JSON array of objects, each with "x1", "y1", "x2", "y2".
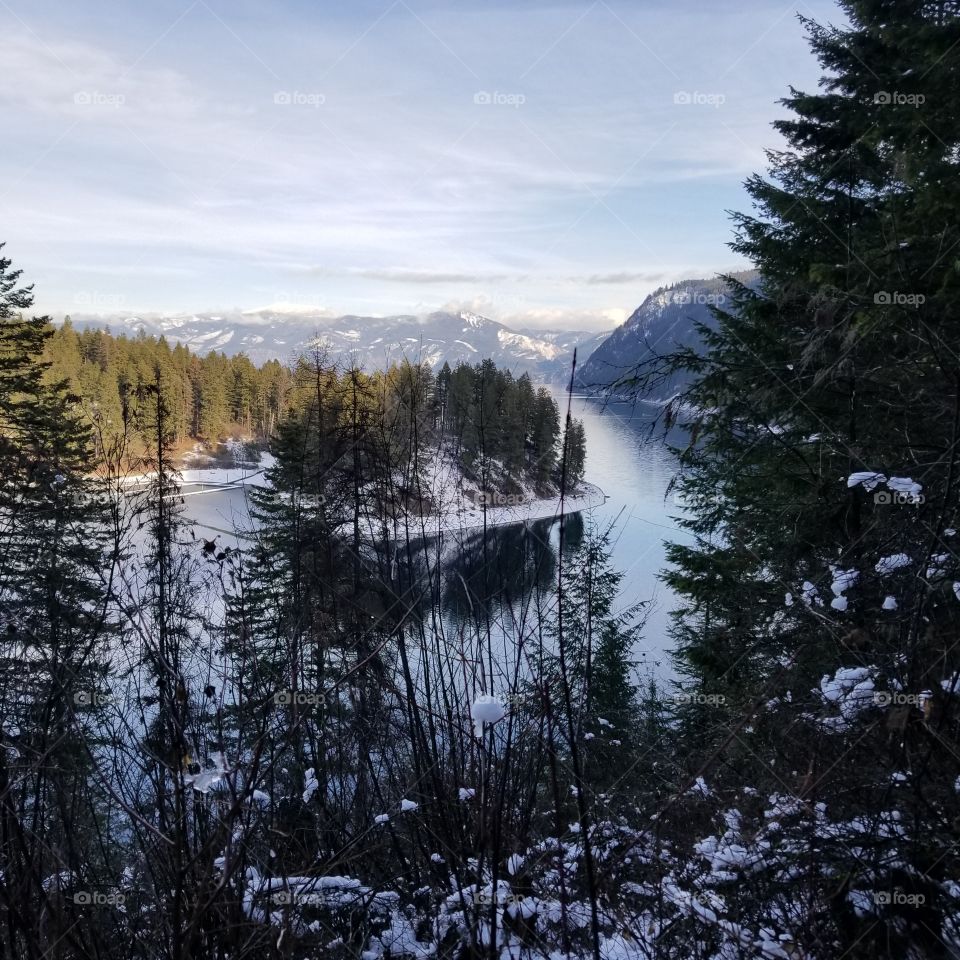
[{"x1": 1, "y1": 0, "x2": 841, "y2": 329}]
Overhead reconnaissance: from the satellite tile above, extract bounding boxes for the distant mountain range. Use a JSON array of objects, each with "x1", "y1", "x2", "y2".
[
  {"x1": 67, "y1": 307, "x2": 607, "y2": 382},
  {"x1": 575, "y1": 271, "x2": 759, "y2": 399},
  {"x1": 66, "y1": 272, "x2": 758, "y2": 395}
]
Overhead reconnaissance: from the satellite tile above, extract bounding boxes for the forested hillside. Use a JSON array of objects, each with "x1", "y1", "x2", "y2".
[
  {"x1": 575, "y1": 272, "x2": 759, "y2": 399},
  {"x1": 44, "y1": 320, "x2": 290, "y2": 446},
  {"x1": 40, "y1": 320, "x2": 584, "y2": 494},
  {"x1": 0, "y1": 248, "x2": 613, "y2": 960},
  {"x1": 437, "y1": 359, "x2": 585, "y2": 489}
]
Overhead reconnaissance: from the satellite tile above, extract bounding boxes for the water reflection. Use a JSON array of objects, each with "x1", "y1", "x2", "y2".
[
  {"x1": 390, "y1": 394, "x2": 690, "y2": 675},
  {"x1": 439, "y1": 517, "x2": 562, "y2": 620},
  {"x1": 175, "y1": 394, "x2": 691, "y2": 676}
]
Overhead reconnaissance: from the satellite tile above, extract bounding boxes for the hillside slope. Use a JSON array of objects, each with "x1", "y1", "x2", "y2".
[{"x1": 576, "y1": 272, "x2": 759, "y2": 399}]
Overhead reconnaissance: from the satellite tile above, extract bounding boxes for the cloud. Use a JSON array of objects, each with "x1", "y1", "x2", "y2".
[
  {"x1": 299, "y1": 267, "x2": 525, "y2": 284},
  {"x1": 439, "y1": 297, "x2": 627, "y2": 332},
  {"x1": 4, "y1": 0, "x2": 833, "y2": 319},
  {"x1": 502, "y1": 305, "x2": 628, "y2": 331},
  {"x1": 581, "y1": 271, "x2": 668, "y2": 285}
]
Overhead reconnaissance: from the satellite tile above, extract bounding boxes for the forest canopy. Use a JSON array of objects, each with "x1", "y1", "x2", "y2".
[{"x1": 40, "y1": 319, "x2": 586, "y2": 491}]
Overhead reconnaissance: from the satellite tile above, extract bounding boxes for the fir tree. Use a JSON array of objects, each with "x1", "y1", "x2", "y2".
[
  {"x1": 658, "y1": 3, "x2": 960, "y2": 954},
  {"x1": 0, "y1": 249, "x2": 121, "y2": 956}
]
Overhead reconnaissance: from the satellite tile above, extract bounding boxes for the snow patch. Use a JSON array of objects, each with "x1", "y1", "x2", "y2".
[
  {"x1": 876, "y1": 554, "x2": 911, "y2": 575},
  {"x1": 847, "y1": 471, "x2": 886, "y2": 491},
  {"x1": 471, "y1": 695, "x2": 506, "y2": 737}
]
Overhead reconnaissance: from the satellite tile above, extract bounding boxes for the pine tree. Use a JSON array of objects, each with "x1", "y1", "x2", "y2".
[
  {"x1": 658, "y1": 3, "x2": 960, "y2": 954},
  {"x1": 530, "y1": 387, "x2": 559, "y2": 486},
  {"x1": 0, "y1": 249, "x2": 121, "y2": 956},
  {"x1": 197, "y1": 352, "x2": 230, "y2": 441},
  {"x1": 448, "y1": 362, "x2": 478, "y2": 467},
  {"x1": 435, "y1": 360, "x2": 452, "y2": 429}
]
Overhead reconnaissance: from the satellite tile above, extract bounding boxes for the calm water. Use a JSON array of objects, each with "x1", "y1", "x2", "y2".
[
  {"x1": 176, "y1": 394, "x2": 691, "y2": 674},
  {"x1": 562, "y1": 393, "x2": 692, "y2": 673}
]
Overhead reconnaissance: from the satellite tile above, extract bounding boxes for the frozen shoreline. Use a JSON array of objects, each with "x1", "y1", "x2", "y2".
[
  {"x1": 408, "y1": 480, "x2": 607, "y2": 539},
  {"x1": 118, "y1": 463, "x2": 606, "y2": 535},
  {"x1": 119, "y1": 464, "x2": 272, "y2": 491}
]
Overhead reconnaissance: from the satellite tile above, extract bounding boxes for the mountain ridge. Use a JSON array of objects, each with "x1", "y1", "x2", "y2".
[
  {"x1": 64, "y1": 307, "x2": 607, "y2": 382},
  {"x1": 575, "y1": 270, "x2": 760, "y2": 399}
]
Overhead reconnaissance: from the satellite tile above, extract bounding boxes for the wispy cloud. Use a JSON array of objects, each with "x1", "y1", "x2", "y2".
[
  {"x1": 302, "y1": 267, "x2": 525, "y2": 284},
  {"x1": 581, "y1": 271, "x2": 668, "y2": 285},
  {"x1": 0, "y1": 0, "x2": 838, "y2": 326}
]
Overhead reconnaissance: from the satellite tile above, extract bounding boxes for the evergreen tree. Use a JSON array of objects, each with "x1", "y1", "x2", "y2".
[
  {"x1": 448, "y1": 362, "x2": 478, "y2": 466},
  {"x1": 435, "y1": 360, "x2": 452, "y2": 429},
  {"x1": 0, "y1": 249, "x2": 120, "y2": 956},
  {"x1": 531, "y1": 387, "x2": 560, "y2": 485},
  {"x1": 562, "y1": 418, "x2": 587, "y2": 489},
  {"x1": 658, "y1": 3, "x2": 960, "y2": 954}
]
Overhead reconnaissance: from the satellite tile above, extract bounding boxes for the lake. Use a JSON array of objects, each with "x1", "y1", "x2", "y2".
[
  {"x1": 175, "y1": 393, "x2": 692, "y2": 677},
  {"x1": 562, "y1": 393, "x2": 692, "y2": 674}
]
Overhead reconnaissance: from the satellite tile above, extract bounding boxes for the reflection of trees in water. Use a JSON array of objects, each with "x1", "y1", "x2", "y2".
[
  {"x1": 561, "y1": 510, "x2": 585, "y2": 552},
  {"x1": 369, "y1": 513, "x2": 589, "y2": 632},
  {"x1": 440, "y1": 516, "x2": 581, "y2": 621}
]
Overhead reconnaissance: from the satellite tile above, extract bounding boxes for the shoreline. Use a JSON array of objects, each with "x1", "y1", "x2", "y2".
[
  {"x1": 119, "y1": 464, "x2": 606, "y2": 537},
  {"x1": 413, "y1": 480, "x2": 607, "y2": 538}
]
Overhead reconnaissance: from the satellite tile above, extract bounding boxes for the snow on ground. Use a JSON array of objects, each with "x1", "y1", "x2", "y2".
[
  {"x1": 876, "y1": 553, "x2": 911, "y2": 575},
  {"x1": 847, "y1": 472, "x2": 922, "y2": 499},
  {"x1": 429, "y1": 481, "x2": 605, "y2": 535},
  {"x1": 847, "y1": 471, "x2": 887, "y2": 491},
  {"x1": 118, "y1": 453, "x2": 276, "y2": 491},
  {"x1": 118, "y1": 442, "x2": 604, "y2": 537},
  {"x1": 411, "y1": 444, "x2": 605, "y2": 538},
  {"x1": 887, "y1": 476, "x2": 922, "y2": 495}
]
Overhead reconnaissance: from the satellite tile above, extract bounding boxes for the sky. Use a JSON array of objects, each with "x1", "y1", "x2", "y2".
[{"x1": 1, "y1": 0, "x2": 842, "y2": 330}]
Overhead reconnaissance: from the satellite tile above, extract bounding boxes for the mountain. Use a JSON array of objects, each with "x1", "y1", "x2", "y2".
[
  {"x1": 65, "y1": 307, "x2": 606, "y2": 381},
  {"x1": 520, "y1": 327, "x2": 613, "y2": 381},
  {"x1": 575, "y1": 271, "x2": 759, "y2": 399}
]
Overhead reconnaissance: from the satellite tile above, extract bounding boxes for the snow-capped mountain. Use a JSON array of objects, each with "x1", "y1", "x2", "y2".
[
  {"x1": 575, "y1": 271, "x2": 759, "y2": 399},
  {"x1": 67, "y1": 307, "x2": 605, "y2": 381}
]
